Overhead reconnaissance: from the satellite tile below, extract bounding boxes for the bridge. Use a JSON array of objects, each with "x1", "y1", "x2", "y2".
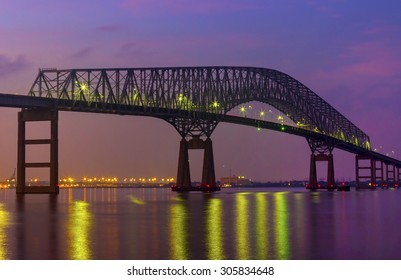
[{"x1": 1, "y1": 66, "x2": 400, "y2": 193}]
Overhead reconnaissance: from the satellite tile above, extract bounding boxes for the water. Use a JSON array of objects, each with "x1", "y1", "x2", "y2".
[{"x1": 0, "y1": 187, "x2": 400, "y2": 260}]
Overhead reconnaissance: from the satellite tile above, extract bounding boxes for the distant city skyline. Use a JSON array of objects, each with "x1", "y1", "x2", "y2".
[{"x1": 1, "y1": 0, "x2": 401, "y2": 182}]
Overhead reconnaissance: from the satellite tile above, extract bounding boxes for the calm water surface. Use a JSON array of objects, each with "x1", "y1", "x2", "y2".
[{"x1": 0, "y1": 187, "x2": 400, "y2": 260}]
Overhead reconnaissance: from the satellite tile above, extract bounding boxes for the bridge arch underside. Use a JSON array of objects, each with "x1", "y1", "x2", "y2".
[{"x1": 27, "y1": 66, "x2": 374, "y2": 192}]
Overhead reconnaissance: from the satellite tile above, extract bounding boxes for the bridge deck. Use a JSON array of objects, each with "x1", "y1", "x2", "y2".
[{"x1": 1, "y1": 92, "x2": 400, "y2": 167}]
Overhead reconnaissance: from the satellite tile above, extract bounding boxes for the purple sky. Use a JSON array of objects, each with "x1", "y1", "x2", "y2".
[{"x1": 1, "y1": 0, "x2": 401, "y2": 182}]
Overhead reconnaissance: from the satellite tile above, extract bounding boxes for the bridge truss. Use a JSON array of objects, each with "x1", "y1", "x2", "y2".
[{"x1": 29, "y1": 67, "x2": 370, "y2": 151}]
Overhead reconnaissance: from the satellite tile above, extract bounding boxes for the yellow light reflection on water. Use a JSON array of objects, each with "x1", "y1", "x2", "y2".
[
  {"x1": 255, "y1": 193, "x2": 268, "y2": 259},
  {"x1": 206, "y1": 198, "x2": 225, "y2": 259},
  {"x1": 68, "y1": 201, "x2": 92, "y2": 260},
  {"x1": 169, "y1": 201, "x2": 188, "y2": 259},
  {"x1": 0, "y1": 203, "x2": 11, "y2": 260},
  {"x1": 128, "y1": 195, "x2": 145, "y2": 205},
  {"x1": 236, "y1": 193, "x2": 249, "y2": 259},
  {"x1": 274, "y1": 192, "x2": 290, "y2": 259}
]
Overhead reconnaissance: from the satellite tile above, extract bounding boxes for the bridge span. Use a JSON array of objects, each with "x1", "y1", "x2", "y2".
[{"x1": 0, "y1": 66, "x2": 399, "y2": 193}]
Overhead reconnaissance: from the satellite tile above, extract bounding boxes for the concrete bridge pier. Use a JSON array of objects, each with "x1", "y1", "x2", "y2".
[
  {"x1": 17, "y1": 109, "x2": 59, "y2": 194},
  {"x1": 172, "y1": 137, "x2": 220, "y2": 192},
  {"x1": 355, "y1": 156, "x2": 401, "y2": 189},
  {"x1": 307, "y1": 153, "x2": 335, "y2": 190},
  {"x1": 201, "y1": 138, "x2": 216, "y2": 189},
  {"x1": 175, "y1": 138, "x2": 191, "y2": 189},
  {"x1": 385, "y1": 163, "x2": 393, "y2": 188},
  {"x1": 355, "y1": 155, "x2": 385, "y2": 189},
  {"x1": 384, "y1": 163, "x2": 399, "y2": 188}
]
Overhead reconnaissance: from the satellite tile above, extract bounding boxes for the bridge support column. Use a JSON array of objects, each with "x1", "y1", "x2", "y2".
[
  {"x1": 173, "y1": 137, "x2": 220, "y2": 192},
  {"x1": 308, "y1": 154, "x2": 318, "y2": 189},
  {"x1": 376, "y1": 161, "x2": 384, "y2": 188},
  {"x1": 327, "y1": 154, "x2": 335, "y2": 188},
  {"x1": 176, "y1": 138, "x2": 191, "y2": 189},
  {"x1": 17, "y1": 109, "x2": 58, "y2": 194},
  {"x1": 355, "y1": 155, "x2": 386, "y2": 189},
  {"x1": 307, "y1": 153, "x2": 335, "y2": 190},
  {"x1": 385, "y1": 164, "x2": 395, "y2": 188},
  {"x1": 201, "y1": 138, "x2": 216, "y2": 189}
]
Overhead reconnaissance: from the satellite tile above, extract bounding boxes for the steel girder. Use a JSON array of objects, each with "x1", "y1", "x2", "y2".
[{"x1": 28, "y1": 66, "x2": 370, "y2": 146}]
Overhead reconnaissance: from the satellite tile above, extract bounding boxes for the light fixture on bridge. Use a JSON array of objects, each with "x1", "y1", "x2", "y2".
[
  {"x1": 178, "y1": 93, "x2": 184, "y2": 102},
  {"x1": 211, "y1": 100, "x2": 220, "y2": 109}
]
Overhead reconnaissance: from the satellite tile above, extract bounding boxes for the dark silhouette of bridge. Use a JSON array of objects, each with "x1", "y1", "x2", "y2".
[{"x1": 0, "y1": 66, "x2": 400, "y2": 193}]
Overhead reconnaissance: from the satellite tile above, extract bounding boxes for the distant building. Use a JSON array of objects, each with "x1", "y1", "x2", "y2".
[{"x1": 220, "y1": 175, "x2": 252, "y2": 187}]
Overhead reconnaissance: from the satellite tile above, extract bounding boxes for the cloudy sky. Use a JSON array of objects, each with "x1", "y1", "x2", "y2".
[{"x1": 1, "y1": 0, "x2": 401, "y2": 183}]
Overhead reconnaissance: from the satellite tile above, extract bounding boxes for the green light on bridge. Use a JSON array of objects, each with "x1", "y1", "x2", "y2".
[
  {"x1": 281, "y1": 126, "x2": 285, "y2": 131},
  {"x1": 296, "y1": 121, "x2": 307, "y2": 127},
  {"x1": 210, "y1": 99, "x2": 220, "y2": 110},
  {"x1": 178, "y1": 94, "x2": 184, "y2": 102}
]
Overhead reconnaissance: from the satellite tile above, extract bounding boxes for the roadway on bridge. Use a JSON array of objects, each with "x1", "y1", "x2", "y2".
[{"x1": 1, "y1": 92, "x2": 400, "y2": 167}]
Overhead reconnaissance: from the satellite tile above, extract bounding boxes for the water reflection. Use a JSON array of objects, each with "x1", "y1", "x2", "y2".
[
  {"x1": 14, "y1": 195, "x2": 60, "y2": 259},
  {"x1": 236, "y1": 193, "x2": 249, "y2": 259},
  {"x1": 255, "y1": 192, "x2": 268, "y2": 259},
  {"x1": 233, "y1": 191, "x2": 291, "y2": 260},
  {"x1": 274, "y1": 192, "x2": 290, "y2": 259},
  {"x1": 0, "y1": 203, "x2": 11, "y2": 259},
  {"x1": 169, "y1": 196, "x2": 188, "y2": 259},
  {"x1": 206, "y1": 197, "x2": 224, "y2": 259},
  {"x1": 68, "y1": 200, "x2": 92, "y2": 260},
  {"x1": 4, "y1": 187, "x2": 400, "y2": 260}
]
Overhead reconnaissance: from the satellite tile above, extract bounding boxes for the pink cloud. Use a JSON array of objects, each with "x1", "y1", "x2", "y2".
[
  {"x1": 96, "y1": 25, "x2": 122, "y2": 33},
  {"x1": 364, "y1": 24, "x2": 401, "y2": 36},
  {"x1": 305, "y1": 0, "x2": 343, "y2": 18},
  {"x1": 306, "y1": 38, "x2": 401, "y2": 103},
  {"x1": 121, "y1": 0, "x2": 258, "y2": 15},
  {"x1": 69, "y1": 47, "x2": 96, "y2": 59},
  {"x1": 0, "y1": 54, "x2": 30, "y2": 79},
  {"x1": 111, "y1": 32, "x2": 274, "y2": 67},
  {"x1": 339, "y1": 42, "x2": 401, "y2": 77}
]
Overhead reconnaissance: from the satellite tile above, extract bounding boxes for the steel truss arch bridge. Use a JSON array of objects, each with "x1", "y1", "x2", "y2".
[{"x1": 1, "y1": 66, "x2": 399, "y2": 193}]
